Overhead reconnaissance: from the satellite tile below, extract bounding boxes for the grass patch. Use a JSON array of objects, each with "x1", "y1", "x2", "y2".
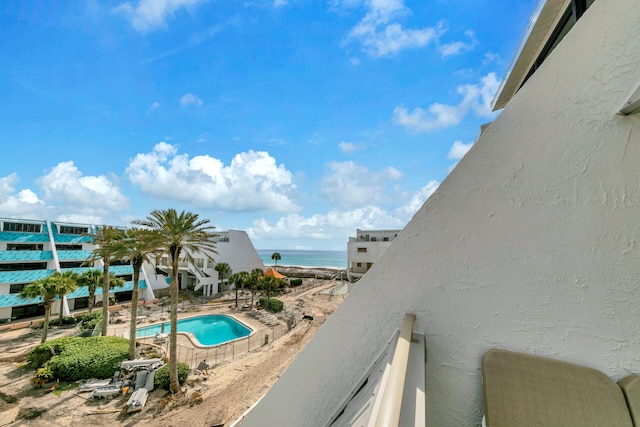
[{"x1": 52, "y1": 382, "x2": 78, "y2": 396}]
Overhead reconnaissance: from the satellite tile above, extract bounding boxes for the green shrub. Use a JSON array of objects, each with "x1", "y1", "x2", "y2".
[
  {"x1": 289, "y1": 278, "x2": 303, "y2": 287},
  {"x1": 258, "y1": 297, "x2": 284, "y2": 313},
  {"x1": 154, "y1": 363, "x2": 190, "y2": 390},
  {"x1": 76, "y1": 311, "x2": 102, "y2": 331},
  {"x1": 31, "y1": 366, "x2": 54, "y2": 388},
  {"x1": 27, "y1": 336, "x2": 129, "y2": 381}
]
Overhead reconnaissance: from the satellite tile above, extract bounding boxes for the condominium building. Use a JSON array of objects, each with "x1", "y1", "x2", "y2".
[
  {"x1": 0, "y1": 219, "x2": 264, "y2": 321},
  {"x1": 0, "y1": 218, "x2": 150, "y2": 322},
  {"x1": 347, "y1": 229, "x2": 400, "y2": 282}
]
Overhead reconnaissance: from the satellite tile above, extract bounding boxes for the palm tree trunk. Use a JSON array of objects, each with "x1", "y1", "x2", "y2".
[
  {"x1": 101, "y1": 261, "x2": 110, "y2": 336},
  {"x1": 41, "y1": 303, "x2": 51, "y2": 343},
  {"x1": 128, "y1": 261, "x2": 141, "y2": 359},
  {"x1": 88, "y1": 289, "x2": 94, "y2": 314},
  {"x1": 169, "y1": 249, "x2": 181, "y2": 393}
]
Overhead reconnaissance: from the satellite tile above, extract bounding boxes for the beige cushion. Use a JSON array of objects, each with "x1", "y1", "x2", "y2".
[
  {"x1": 619, "y1": 375, "x2": 640, "y2": 426},
  {"x1": 482, "y1": 349, "x2": 633, "y2": 427}
]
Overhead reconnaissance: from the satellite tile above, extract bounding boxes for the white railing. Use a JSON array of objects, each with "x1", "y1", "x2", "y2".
[{"x1": 373, "y1": 313, "x2": 415, "y2": 427}]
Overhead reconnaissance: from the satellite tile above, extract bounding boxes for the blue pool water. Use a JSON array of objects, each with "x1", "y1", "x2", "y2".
[{"x1": 137, "y1": 315, "x2": 252, "y2": 346}]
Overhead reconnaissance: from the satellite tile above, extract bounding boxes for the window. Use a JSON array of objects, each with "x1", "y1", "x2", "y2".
[
  {"x1": 195, "y1": 259, "x2": 204, "y2": 268},
  {"x1": 3, "y1": 222, "x2": 41, "y2": 233},
  {"x1": 357, "y1": 247, "x2": 367, "y2": 253},
  {"x1": 7, "y1": 243, "x2": 43, "y2": 251},
  {"x1": 58, "y1": 225, "x2": 89, "y2": 235},
  {"x1": 56, "y1": 244, "x2": 82, "y2": 250},
  {"x1": 356, "y1": 263, "x2": 362, "y2": 267},
  {"x1": 111, "y1": 259, "x2": 130, "y2": 266},
  {"x1": 12, "y1": 304, "x2": 45, "y2": 320},
  {"x1": 74, "y1": 297, "x2": 89, "y2": 310},
  {"x1": 9, "y1": 283, "x2": 27, "y2": 294},
  {"x1": 207, "y1": 259, "x2": 215, "y2": 269},
  {"x1": 0, "y1": 262, "x2": 47, "y2": 271},
  {"x1": 59, "y1": 261, "x2": 85, "y2": 269}
]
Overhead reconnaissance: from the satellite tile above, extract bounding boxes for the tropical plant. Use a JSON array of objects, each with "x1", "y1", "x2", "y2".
[
  {"x1": 214, "y1": 262, "x2": 231, "y2": 292},
  {"x1": 228, "y1": 271, "x2": 249, "y2": 308},
  {"x1": 20, "y1": 272, "x2": 78, "y2": 343},
  {"x1": 86, "y1": 226, "x2": 127, "y2": 336},
  {"x1": 121, "y1": 227, "x2": 161, "y2": 359},
  {"x1": 55, "y1": 271, "x2": 80, "y2": 324},
  {"x1": 77, "y1": 269, "x2": 102, "y2": 313},
  {"x1": 259, "y1": 275, "x2": 280, "y2": 303},
  {"x1": 271, "y1": 252, "x2": 281, "y2": 266},
  {"x1": 248, "y1": 268, "x2": 264, "y2": 307},
  {"x1": 133, "y1": 209, "x2": 217, "y2": 393}
]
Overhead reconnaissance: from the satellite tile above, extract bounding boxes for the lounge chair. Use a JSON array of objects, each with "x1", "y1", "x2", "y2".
[{"x1": 482, "y1": 349, "x2": 639, "y2": 426}]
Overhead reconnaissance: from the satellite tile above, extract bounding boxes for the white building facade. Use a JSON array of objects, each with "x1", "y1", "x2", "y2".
[
  {"x1": 347, "y1": 229, "x2": 400, "y2": 282},
  {"x1": 150, "y1": 230, "x2": 264, "y2": 297},
  {"x1": 242, "y1": 0, "x2": 640, "y2": 425}
]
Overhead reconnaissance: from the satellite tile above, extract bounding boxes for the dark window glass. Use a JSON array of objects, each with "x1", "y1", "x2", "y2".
[
  {"x1": 59, "y1": 261, "x2": 85, "y2": 269},
  {"x1": 12, "y1": 304, "x2": 45, "y2": 320},
  {"x1": 74, "y1": 297, "x2": 89, "y2": 310},
  {"x1": 6, "y1": 244, "x2": 44, "y2": 250},
  {"x1": 3, "y1": 222, "x2": 41, "y2": 233},
  {"x1": 9, "y1": 283, "x2": 26, "y2": 293},
  {"x1": 0, "y1": 262, "x2": 47, "y2": 271},
  {"x1": 56, "y1": 244, "x2": 83, "y2": 250},
  {"x1": 58, "y1": 225, "x2": 89, "y2": 235}
]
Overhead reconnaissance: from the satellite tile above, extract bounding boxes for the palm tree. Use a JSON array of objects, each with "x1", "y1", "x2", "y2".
[
  {"x1": 87, "y1": 226, "x2": 127, "y2": 336},
  {"x1": 133, "y1": 209, "x2": 217, "y2": 393},
  {"x1": 260, "y1": 275, "x2": 280, "y2": 304},
  {"x1": 215, "y1": 262, "x2": 231, "y2": 292},
  {"x1": 121, "y1": 227, "x2": 161, "y2": 359},
  {"x1": 271, "y1": 252, "x2": 281, "y2": 267},
  {"x1": 20, "y1": 272, "x2": 78, "y2": 343},
  {"x1": 56, "y1": 270, "x2": 80, "y2": 324},
  {"x1": 248, "y1": 268, "x2": 264, "y2": 307},
  {"x1": 77, "y1": 270, "x2": 102, "y2": 313},
  {"x1": 228, "y1": 271, "x2": 249, "y2": 308}
]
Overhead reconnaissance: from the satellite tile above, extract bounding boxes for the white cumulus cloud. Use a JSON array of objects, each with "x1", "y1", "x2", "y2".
[
  {"x1": 126, "y1": 142, "x2": 300, "y2": 212},
  {"x1": 393, "y1": 72, "x2": 500, "y2": 132},
  {"x1": 439, "y1": 29, "x2": 478, "y2": 57},
  {"x1": 0, "y1": 173, "x2": 47, "y2": 217},
  {"x1": 179, "y1": 93, "x2": 203, "y2": 107},
  {"x1": 393, "y1": 180, "x2": 439, "y2": 219},
  {"x1": 339, "y1": 141, "x2": 366, "y2": 154},
  {"x1": 37, "y1": 161, "x2": 130, "y2": 215},
  {"x1": 448, "y1": 140, "x2": 474, "y2": 160},
  {"x1": 320, "y1": 161, "x2": 402, "y2": 209},
  {"x1": 113, "y1": 0, "x2": 209, "y2": 33},
  {"x1": 342, "y1": 0, "x2": 445, "y2": 57}
]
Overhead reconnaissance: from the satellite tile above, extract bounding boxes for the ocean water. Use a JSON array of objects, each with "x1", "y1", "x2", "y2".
[{"x1": 257, "y1": 249, "x2": 347, "y2": 269}]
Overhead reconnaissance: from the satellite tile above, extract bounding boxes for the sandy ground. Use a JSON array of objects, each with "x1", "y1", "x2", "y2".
[{"x1": 0, "y1": 279, "x2": 346, "y2": 427}]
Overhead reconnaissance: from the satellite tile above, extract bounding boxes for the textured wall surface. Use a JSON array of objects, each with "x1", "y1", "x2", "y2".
[{"x1": 243, "y1": 0, "x2": 640, "y2": 425}]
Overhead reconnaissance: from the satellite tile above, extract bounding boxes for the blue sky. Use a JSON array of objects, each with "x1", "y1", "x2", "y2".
[{"x1": 1, "y1": 0, "x2": 536, "y2": 250}]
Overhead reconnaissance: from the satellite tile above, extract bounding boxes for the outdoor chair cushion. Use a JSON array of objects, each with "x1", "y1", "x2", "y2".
[
  {"x1": 482, "y1": 349, "x2": 634, "y2": 427},
  {"x1": 619, "y1": 374, "x2": 640, "y2": 426}
]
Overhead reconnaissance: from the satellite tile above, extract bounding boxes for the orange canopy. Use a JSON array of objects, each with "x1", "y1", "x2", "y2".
[{"x1": 264, "y1": 268, "x2": 286, "y2": 279}]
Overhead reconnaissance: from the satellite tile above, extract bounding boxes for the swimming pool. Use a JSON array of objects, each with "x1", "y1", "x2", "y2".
[{"x1": 137, "y1": 315, "x2": 253, "y2": 347}]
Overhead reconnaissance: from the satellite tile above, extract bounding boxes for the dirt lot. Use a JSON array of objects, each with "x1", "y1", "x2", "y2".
[{"x1": 0, "y1": 279, "x2": 346, "y2": 427}]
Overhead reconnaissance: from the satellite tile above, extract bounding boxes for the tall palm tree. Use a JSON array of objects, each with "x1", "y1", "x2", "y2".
[
  {"x1": 20, "y1": 272, "x2": 78, "y2": 343},
  {"x1": 214, "y1": 262, "x2": 230, "y2": 292},
  {"x1": 228, "y1": 271, "x2": 249, "y2": 308},
  {"x1": 260, "y1": 275, "x2": 280, "y2": 303},
  {"x1": 77, "y1": 269, "x2": 102, "y2": 313},
  {"x1": 121, "y1": 227, "x2": 162, "y2": 359},
  {"x1": 248, "y1": 268, "x2": 264, "y2": 307},
  {"x1": 88, "y1": 225, "x2": 124, "y2": 336},
  {"x1": 87, "y1": 226, "x2": 127, "y2": 336},
  {"x1": 133, "y1": 209, "x2": 217, "y2": 393},
  {"x1": 56, "y1": 270, "x2": 80, "y2": 324},
  {"x1": 271, "y1": 252, "x2": 281, "y2": 267}
]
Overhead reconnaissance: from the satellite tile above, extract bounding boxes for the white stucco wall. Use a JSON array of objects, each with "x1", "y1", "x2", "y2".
[
  {"x1": 214, "y1": 230, "x2": 265, "y2": 273},
  {"x1": 243, "y1": 1, "x2": 640, "y2": 425}
]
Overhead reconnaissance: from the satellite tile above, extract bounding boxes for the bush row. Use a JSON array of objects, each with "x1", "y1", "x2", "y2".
[
  {"x1": 289, "y1": 278, "x2": 303, "y2": 287},
  {"x1": 27, "y1": 336, "x2": 129, "y2": 381},
  {"x1": 259, "y1": 297, "x2": 284, "y2": 313},
  {"x1": 75, "y1": 311, "x2": 102, "y2": 331}
]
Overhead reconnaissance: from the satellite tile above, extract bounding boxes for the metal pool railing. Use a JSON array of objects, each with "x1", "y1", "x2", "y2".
[{"x1": 110, "y1": 322, "x2": 289, "y2": 370}]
